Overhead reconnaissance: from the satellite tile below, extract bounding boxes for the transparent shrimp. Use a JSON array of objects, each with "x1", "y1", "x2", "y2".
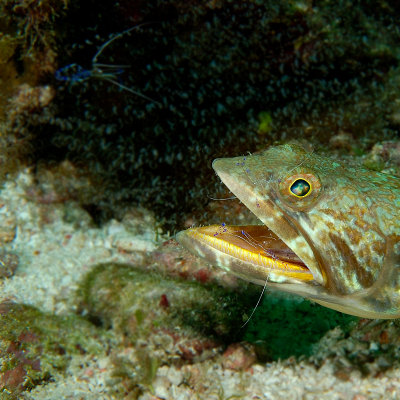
[{"x1": 55, "y1": 24, "x2": 161, "y2": 104}]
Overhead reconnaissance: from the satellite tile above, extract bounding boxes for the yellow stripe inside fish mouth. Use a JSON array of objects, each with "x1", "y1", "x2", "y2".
[{"x1": 178, "y1": 224, "x2": 314, "y2": 282}]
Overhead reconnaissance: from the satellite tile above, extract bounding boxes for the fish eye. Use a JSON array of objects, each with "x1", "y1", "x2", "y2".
[
  {"x1": 289, "y1": 179, "x2": 311, "y2": 197},
  {"x1": 279, "y1": 172, "x2": 321, "y2": 209}
]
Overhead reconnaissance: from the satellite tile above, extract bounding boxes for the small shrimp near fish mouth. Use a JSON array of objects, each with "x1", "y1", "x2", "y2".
[{"x1": 177, "y1": 144, "x2": 400, "y2": 319}]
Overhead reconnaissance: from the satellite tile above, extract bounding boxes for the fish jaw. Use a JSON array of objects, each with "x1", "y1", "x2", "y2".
[
  {"x1": 176, "y1": 224, "x2": 314, "y2": 286},
  {"x1": 211, "y1": 152, "x2": 325, "y2": 286}
]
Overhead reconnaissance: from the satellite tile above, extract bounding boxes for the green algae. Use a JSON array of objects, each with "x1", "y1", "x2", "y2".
[
  {"x1": 363, "y1": 158, "x2": 386, "y2": 172},
  {"x1": 257, "y1": 111, "x2": 273, "y2": 135},
  {"x1": 0, "y1": 302, "x2": 112, "y2": 398},
  {"x1": 243, "y1": 293, "x2": 358, "y2": 360}
]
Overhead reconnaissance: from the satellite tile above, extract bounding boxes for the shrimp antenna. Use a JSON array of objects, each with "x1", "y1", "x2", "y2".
[
  {"x1": 241, "y1": 278, "x2": 268, "y2": 328},
  {"x1": 93, "y1": 23, "x2": 153, "y2": 63},
  {"x1": 103, "y1": 77, "x2": 162, "y2": 105},
  {"x1": 207, "y1": 195, "x2": 237, "y2": 200}
]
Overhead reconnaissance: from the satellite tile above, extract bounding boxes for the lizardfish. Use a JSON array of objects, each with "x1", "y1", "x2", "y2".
[{"x1": 177, "y1": 144, "x2": 400, "y2": 318}]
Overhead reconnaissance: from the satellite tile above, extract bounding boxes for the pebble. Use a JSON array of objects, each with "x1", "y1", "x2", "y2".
[
  {"x1": 0, "y1": 217, "x2": 17, "y2": 244},
  {"x1": 0, "y1": 252, "x2": 19, "y2": 278},
  {"x1": 221, "y1": 342, "x2": 257, "y2": 371}
]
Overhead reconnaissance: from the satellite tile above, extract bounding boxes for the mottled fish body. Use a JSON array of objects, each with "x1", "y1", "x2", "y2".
[{"x1": 177, "y1": 144, "x2": 400, "y2": 318}]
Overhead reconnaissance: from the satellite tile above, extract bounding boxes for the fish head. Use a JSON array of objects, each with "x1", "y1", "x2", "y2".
[{"x1": 177, "y1": 144, "x2": 400, "y2": 318}]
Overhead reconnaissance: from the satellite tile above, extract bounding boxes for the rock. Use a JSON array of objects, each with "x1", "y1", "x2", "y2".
[
  {"x1": 0, "y1": 301, "x2": 109, "y2": 397},
  {"x1": 221, "y1": 343, "x2": 257, "y2": 371},
  {"x1": 329, "y1": 131, "x2": 354, "y2": 150},
  {"x1": 0, "y1": 252, "x2": 19, "y2": 278},
  {"x1": 0, "y1": 217, "x2": 16, "y2": 244}
]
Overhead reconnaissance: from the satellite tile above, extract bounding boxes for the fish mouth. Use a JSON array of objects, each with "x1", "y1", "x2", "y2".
[
  {"x1": 176, "y1": 224, "x2": 314, "y2": 285},
  {"x1": 176, "y1": 153, "x2": 324, "y2": 289}
]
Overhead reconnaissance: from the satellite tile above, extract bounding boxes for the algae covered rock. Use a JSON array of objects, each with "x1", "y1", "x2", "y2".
[
  {"x1": 0, "y1": 301, "x2": 111, "y2": 398},
  {"x1": 76, "y1": 262, "x2": 259, "y2": 350},
  {"x1": 0, "y1": 252, "x2": 18, "y2": 279},
  {"x1": 74, "y1": 262, "x2": 262, "y2": 396}
]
